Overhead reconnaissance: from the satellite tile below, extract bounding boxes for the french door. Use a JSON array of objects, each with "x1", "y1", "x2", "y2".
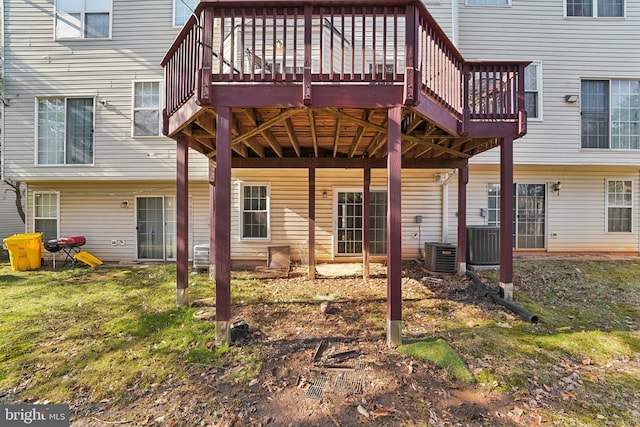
[{"x1": 335, "y1": 190, "x2": 387, "y2": 256}]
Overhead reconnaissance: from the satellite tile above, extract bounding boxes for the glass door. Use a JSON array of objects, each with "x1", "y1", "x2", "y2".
[
  {"x1": 515, "y1": 184, "x2": 546, "y2": 249},
  {"x1": 137, "y1": 197, "x2": 164, "y2": 259},
  {"x1": 335, "y1": 190, "x2": 387, "y2": 256}
]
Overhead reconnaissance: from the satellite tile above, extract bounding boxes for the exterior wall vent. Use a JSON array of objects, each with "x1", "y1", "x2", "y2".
[
  {"x1": 424, "y1": 242, "x2": 457, "y2": 273},
  {"x1": 467, "y1": 226, "x2": 500, "y2": 265},
  {"x1": 193, "y1": 243, "x2": 210, "y2": 271}
]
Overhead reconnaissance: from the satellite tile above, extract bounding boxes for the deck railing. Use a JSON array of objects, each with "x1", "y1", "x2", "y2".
[{"x1": 162, "y1": 0, "x2": 528, "y2": 128}]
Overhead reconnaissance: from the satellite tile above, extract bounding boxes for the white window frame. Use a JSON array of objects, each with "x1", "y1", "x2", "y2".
[
  {"x1": 173, "y1": 0, "x2": 198, "y2": 27},
  {"x1": 33, "y1": 191, "x2": 60, "y2": 241},
  {"x1": 465, "y1": 0, "x2": 511, "y2": 6},
  {"x1": 35, "y1": 97, "x2": 96, "y2": 166},
  {"x1": 54, "y1": 0, "x2": 113, "y2": 40},
  {"x1": 239, "y1": 183, "x2": 271, "y2": 241},
  {"x1": 581, "y1": 79, "x2": 640, "y2": 150},
  {"x1": 605, "y1": 179, "x2": 633, "y2": 233},
  {"x1": 525, "y1": 62, "x2": 543, "y2": 121},
  {"x1": 564, "y1": 0, "x2": 625, "y2": 18},
  {"x1": 132, "y1": 81, "x2": 162, "y2": 137},
  {"x1": 487, "y1": 183, "x2": 501, "y2": 226}
]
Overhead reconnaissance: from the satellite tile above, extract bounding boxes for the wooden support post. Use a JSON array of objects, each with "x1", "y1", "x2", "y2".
[
  {"x1": 176, "y1": 135, "x2": 189, "y2": 307},
  {"x1": 500, "y1": 136, "x2": 514, "y2": 301},
  {"x1": 457, "y1": 165, "x2": 468, "y2": 275},
  {"x1": 216, "y1": 106, "x2": 232, "y2": 345},
  {"x1": 208, "y1": 161, "x2": 216, "y2": 280},
  {"x1": 363, "y1": 166, "x2": 371, "y2": 281},
  {"x1": 387, "y1": 106, "x2": 402, "y2": 347},
  {"x1": 308, "y1": 167, "x2": 316, "y2": 281}
]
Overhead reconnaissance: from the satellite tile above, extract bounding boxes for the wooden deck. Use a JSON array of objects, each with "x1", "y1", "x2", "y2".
[{"x1": 162, "y1": 0, "x2": 528, "y2": 346}]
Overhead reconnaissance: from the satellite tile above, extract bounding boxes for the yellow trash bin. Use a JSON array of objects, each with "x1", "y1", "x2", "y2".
[{"x1": 3, "y1": 233, "x2": 43, "y2": 272}]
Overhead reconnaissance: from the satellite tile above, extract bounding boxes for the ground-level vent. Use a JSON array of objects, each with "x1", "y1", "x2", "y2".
[
  {"x1": 467, "y1": 226, "x2": 500, "y2": 266},
  {"x1": 424, "y1": 242, "x2": 457, "y2": 273}
]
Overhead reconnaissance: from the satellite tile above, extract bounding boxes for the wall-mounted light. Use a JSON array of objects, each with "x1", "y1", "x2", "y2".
[
  {"x1": 120, "y1": 201, "x2": 129, "y2": 208},
  {"x1": 564, "y1": 95, "x2": 578, "y2": 103},
  {"x1": 552, "y1": 181, "x2": 563, "y2": 194},
  {"x1": 322, "y1": 190, "x2": 328, "y2": 199},
  {"x1": 99, "y1": 99, "x2": 107, "y2": 107},
  {"x1": 275, "y1": 39, "x2": 283, "y2": 52}
]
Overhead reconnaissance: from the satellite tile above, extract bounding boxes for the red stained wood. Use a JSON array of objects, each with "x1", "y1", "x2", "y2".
[
  {"x1": 457, "y1": 165, "x2": 468, "y2": 267},
  {"x1": 176, "y1": 135, "x2": 189, "y2": 291},
  {"x1": 363, "y1": 166, "x2": 371, "y2": 280},
  {"x1": 387, "y1": 106, "x2": 402, "y2": 322},
  {"x1": 308, "y1": 167, "x2": 316, "y2": 280},
  {"x1": 216, "y1": 107, "x2": 232, "y2": 322},
  {"x1": 499, "y1": 136, "x2": 514, "y2": 285},
  {"x1": 209, "y1": 163, "x2": 216, "y2": 268}
]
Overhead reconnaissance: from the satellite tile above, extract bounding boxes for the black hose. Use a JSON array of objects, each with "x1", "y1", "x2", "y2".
[{"x1": 466, "y1": 270, "x2": 539, "y2": 324}]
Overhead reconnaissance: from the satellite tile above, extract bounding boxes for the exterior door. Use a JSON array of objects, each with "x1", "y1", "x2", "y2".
[
  {"x1": 515, "y1": 184, "x2": 546, "y2": 249},
  {"x1": 335, "y1": 190, "x2": 387, "y2": 256},
  {"x1": 137, "y1": 197, "x2": 164, "y2": 259}
]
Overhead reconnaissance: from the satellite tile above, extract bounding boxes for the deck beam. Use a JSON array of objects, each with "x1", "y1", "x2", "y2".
[
  {"x1": 457, "y1": 165, "x2": 468, "y2": 275},
  {"x1": 176, "y1": 135, "x2": 189, "y2": 307},
  {"x1": 500, "y1": 135, "x2": 514, "y2": 301}
]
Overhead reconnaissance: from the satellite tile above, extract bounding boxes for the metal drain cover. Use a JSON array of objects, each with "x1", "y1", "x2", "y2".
[
  {"x1": 333, "y1": 360, "x2": 364, "y2": 394},
  {"x1": 304, "y1": 376, "x2": 329, "y2": 401}
]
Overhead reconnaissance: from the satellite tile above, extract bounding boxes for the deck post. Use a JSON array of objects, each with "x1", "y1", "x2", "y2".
[
  {"x1": 500, "y1": 136, "x2": 514, "y2": 301},
  {"x1": 457, "y1": 165, "x2": 468, "y2": 275},
  {"x1": 308, "y1": 167, "x2": 316, "y2": 281},
  {"x1": 216, "y1": 106, "x2": 232, "y2": 345},
  {"x1": 363, "y1": 166, "x2": 371, "y2": 281},
  {"x1": 387, "y1": 106, "x2": 402, "y2": 347},
  {"x1": 209, "y1": 161, "x2": 216, "y2": 280},
  {"x1": 176, "y1": 134, "x2": 189, "y2": 307}
]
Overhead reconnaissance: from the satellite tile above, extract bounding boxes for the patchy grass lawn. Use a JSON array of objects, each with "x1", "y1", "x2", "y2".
[{"x1": 0, "y1": 258, "x2": 638, "y2": 426}]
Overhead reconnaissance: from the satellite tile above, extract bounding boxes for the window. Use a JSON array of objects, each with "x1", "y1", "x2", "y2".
[
  {"x1": 566, "y1": 0, "x2": 624, "y2": 17},
  {"x1": 487, "y1": 184, "x2": 501, "y2": 226},
  {"x1": 174, "y1": 0, "x2": 198, "y2": 26},
  {"x1": 34, "y1": 192, "x2": 59, "y2": 242},
  {"x1": 37, "y1": 98, "x2": 94, "y2": 165},
  {"x1": 133, "y1": 81, "x2": 161, "y2": 136},
  {"x1": 55, "y1": 0, "x2": 112, "y2": 39},
  {"x1": 525, "y1": 63, "x2": 541, "y2": 119},
  {"x1": 607, "y1": 180, "x2": 633, "y2": 232},
  {"x1": 581, "y1": 79, "x2": 639, "y2": 149},
  {"x1": 466, "y1": 0, "x2": 509, "y2": 5},
  {"x1": 241, "y1": 184, "x2": 269, "y2": 240}
]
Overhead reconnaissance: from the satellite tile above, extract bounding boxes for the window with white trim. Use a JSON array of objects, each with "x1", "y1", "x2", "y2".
[
  {"x1": 34, "y1": 192, "x2": 59, "y2": 242},
  {"x1": 37, "y1": 98, "x2": 94, "y2": 165},
  {"x1": 241, "y1": 184, "x2": 270, "y2": 240},
  {"x1": 55, "y1": 0, "x2": 112, "y2": 39},
  {"x1": 566, "y1": 0, "x2": 624, "y2": 17},
  {"x1": 133, "y1": 81, "x2": 161, "y2": 137},
  {"x1": 487, "y1": 183, "x2": 501, "y2": 226},
  {"x1": 525, "y1": 63, "x2": 541, "y2": 119},
  {"x1": 466, "y1": 0, "x2": 509, "y2": 5},
  {"x1": 174, "y1": 0, "x2": 198, "y2": 26},
  {"x1": 581, "y1": 79, "x2": 640, "y2": 149},
  {"x1": 607, "y1": 180, "x2": 633, "y2": 232}
]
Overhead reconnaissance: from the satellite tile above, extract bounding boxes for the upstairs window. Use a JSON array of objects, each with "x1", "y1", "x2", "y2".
[
  {"x1": 133, "y1": 81, "x2": 161, "y2": 137},
  {"x1": 525, "y1": 63, "x2": 541, "y2": 119},
  {"x1": 37, "y1": 98, "x2": 94, "y2": 165},
  {"x1": 566, "y1": 0, "x2": 624, "y2": 17},
  {"x1": 581, "y1": 79, "x2": 639, "y2": 149},
  {"x1": 174, "y1": 0, "x2": 198, "y2": 26},
  {"x1": 55, "y1": 0, "x2": 112, "y2": 40},
  {"x1": 607, "y1": 180, "x2": 633, "y2": 232}
]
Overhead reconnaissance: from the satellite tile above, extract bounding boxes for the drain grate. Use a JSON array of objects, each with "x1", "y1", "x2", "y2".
[
  {"x1": 304, "y1": 376, "x2": 329, "y2": 401},
  {"x1": 333, "y1": 360, "x2": 364, "y2": 394}
]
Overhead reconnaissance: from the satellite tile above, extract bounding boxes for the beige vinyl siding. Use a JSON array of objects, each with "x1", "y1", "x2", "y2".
[
  {"x1": 0, "y1": 182, "x2": 25, "y2": 239},
  {"x1": 25, "y1": 181, "x2": 210, "y2": 263},
  {"x1": 2, "y1": 0, "x2": 208, "y2": 181},
  {"x1": 464, "y1": 165, "x2": 640, "y2": 252},
  {"x1": 457, "y1": 0, "x2": 640, "y2": 166}
]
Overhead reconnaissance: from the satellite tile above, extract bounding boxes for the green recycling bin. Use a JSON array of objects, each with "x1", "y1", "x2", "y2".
[{"x1": 3, "y1": 233, "x2": 43, "y2": 272}]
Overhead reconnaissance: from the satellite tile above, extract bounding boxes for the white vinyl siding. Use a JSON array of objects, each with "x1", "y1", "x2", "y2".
[
  {"x1": 466, "y1": 0, "x2": 510, "y2": 5},
  {"x1": 55, "y1": 0, "x2": 112, "y2": 40},
  {"x1": 0, "y1": 182, "x2": 25, "y2": 238},
  {"x1": 240, "y1": 184, "x2": 270, "y2": 240},
  {"x1": 174, "y1": 0, "x2": 198, "y2": 26},
  {"x1": 37, "y1": 97, "x2": 95, "y2": 165},
  {"x1": 566, "y1": 0, "x2": 624, "y2": 17},
  {"x1": 606, "y1": 179, "x2": 632, "y2": 232},
  {"x1": 581, "y1": 79, "x2": 640, "y2": 150},
  {"x1": 34, "y1": 192, "x2": 59, "y2": 241},
  {"x1": 132, "y1": 81, "x2": 161, "y2": 137}
]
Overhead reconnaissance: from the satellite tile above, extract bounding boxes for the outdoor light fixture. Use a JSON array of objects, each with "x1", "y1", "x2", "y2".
[
  {"x1": 120, "y1": 201, "x2": 129, "y2": 208},
  {"x1": 275, "y1": 39, "x2": 283, "y2": 52},
  {"x1": 322, "y1": 190, "x2": 328, "y2": 199},
  {"x1": 564, "y1": 95, "x2": 578, "y2": 103},
  {"x1": 552, "y1": 181, "x2": 563, "y2": 194}
]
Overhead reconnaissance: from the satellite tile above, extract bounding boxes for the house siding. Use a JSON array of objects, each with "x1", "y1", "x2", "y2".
[{"x1": 0, "y1": 181, "x2": 24, "y2": 240}]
